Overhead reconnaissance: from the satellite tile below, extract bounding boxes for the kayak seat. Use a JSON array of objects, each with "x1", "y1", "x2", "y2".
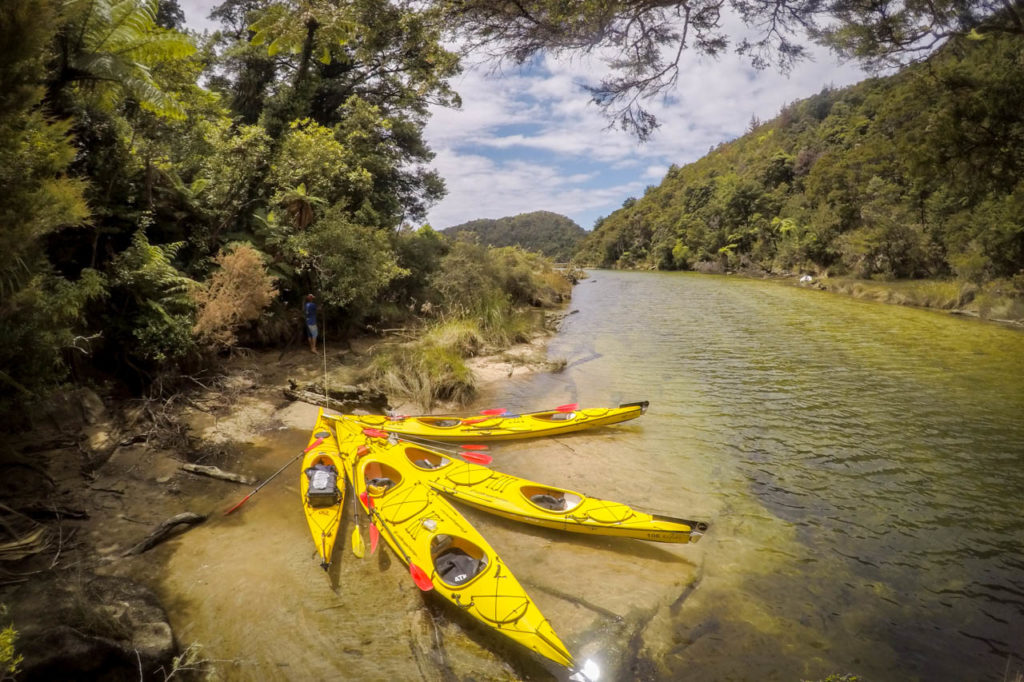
[
  {"x1": 434, "y1": 419, "x2": 461, "y2": 427},
  {"x1": 548, "y1": 412, "x2": 576, "y2": 421},
  {"x1": 530, "y1": 493, "x2": 567, "y2": 511},
  {"x1": 367, "y1": 477, "x2": 396, "y2": 495},
  {"x1": 435, "y1": 548, "x2": 483, "y2": 586}
]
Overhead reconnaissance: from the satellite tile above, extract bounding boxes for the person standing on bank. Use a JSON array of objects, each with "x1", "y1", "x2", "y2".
[{"x1": 304, "y1": 294, "x2": 318, "y2": 353}]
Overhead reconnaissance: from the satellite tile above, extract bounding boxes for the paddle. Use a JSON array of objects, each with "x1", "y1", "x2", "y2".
[
  {"x1": 349, "y1": 455, "x2": 366, "y2": 558},
  {"x1": 460, "y1": 417, "x2": 489, "y2": 425},
  {"x1": 555, "y1": 403, "x2": 579, "y2": 412},
  {"x1": 350, "y1": 444, "x2": 371, "y2": 556},
  {"x1": 479, "y1": 408, "x2": 507, "y2": 415},
  {"x1": 362, "y1": 428, "x2": 494, "y2": 466},
  {"x1": 224, "y1": 437, "x2": 324, "y2": 515},
  {"x1": 359, "y1": 492, "x2": 433, "y2": 591},
  {"x1": 456, "y1": 449, "x2": 493, "y2": 465}
]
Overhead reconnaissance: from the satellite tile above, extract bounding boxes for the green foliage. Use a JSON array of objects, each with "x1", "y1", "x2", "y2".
[
  {"x1": 442, "y1": 211, "x2": 586, "y2": 261},
  {"x1": 577, "y1": 33, "x2": 1024, "y2": 290},
  {"x1": 0, "y1": 604, "x2": 22, "y2": 680},
  {"x1": 106, "y1": 228, "x2": 198, "y2": 364},
  {"x1": 0, "y1": 0, "x2": 577, "y2": 410},
  {"x1": 52, "y1": 0, "x2": 197, "y2": 118},
  {"x1": 0, "y1": 0, "x2": 105, "y2": 418},
  {"x1": 280, "y1": 204, "x2": 407, "y2": 315}
]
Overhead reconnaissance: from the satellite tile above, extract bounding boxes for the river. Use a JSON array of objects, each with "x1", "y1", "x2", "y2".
[{"x1": 157, "y1": 270, "x2": 1024, "y2": 681}]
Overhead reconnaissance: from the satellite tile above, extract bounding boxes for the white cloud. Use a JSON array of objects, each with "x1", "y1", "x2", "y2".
[
  {"x1": 179, "y1": 0, "x2": 219, "y2": 34},
  {"x1": 644, "y1": 164, "x2": 669, "y2": 179},
  {"x1": 426, "y1": 148, "x2": 644, "y2": 229},
  {"x1": 424, "y1": 38, "x2": 867, "y2": 230}
]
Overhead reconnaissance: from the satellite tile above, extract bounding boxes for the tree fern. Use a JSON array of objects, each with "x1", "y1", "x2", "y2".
[{"x1": 59, "y1": 0, "x2": 196, "y2": 118}]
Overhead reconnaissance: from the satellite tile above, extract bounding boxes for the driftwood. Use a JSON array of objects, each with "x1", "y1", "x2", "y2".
[
  {"x1": 0, "y1": 503, "x2": 50, "y2": 562},
  {"x1": 180, "y1": 463, "x2": 255, "y2": 485},
  {"x1": 122, "y1": 512, "x2": 206, "y2": 556},
  {"x1": 283, "y1": 382, "x2": 389, "y2": 412}
]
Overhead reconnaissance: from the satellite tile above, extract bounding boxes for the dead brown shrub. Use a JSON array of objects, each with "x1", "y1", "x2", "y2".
[{"x1": 193, "y1": 244, "x2": 277, "y2": 350}]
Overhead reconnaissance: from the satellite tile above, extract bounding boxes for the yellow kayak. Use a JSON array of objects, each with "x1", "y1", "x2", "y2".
[
  {"x1": 334, "y1": 421, "x2": 575, "y2": 668},
  {"x1": 367, "y1": 432, "x2": 708, "y2": 544},
  {"x1": 335, "y1": 401, "x2": 649, "y2": 442},
  {"x1": 300, "y1": 410, "x2": 345, "y2": 570}
]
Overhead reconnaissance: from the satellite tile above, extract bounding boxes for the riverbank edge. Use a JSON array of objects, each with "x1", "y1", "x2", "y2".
[{"x1": 584, "y1": 265, "x2": 1024, "y2": 328}]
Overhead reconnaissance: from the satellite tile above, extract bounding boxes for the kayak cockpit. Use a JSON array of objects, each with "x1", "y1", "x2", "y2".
[
  {"x1": 529, "y1": 411, "x2": 577, "y2": 422},
  {"x1": 520, "y1": 485, "x2": 583, "y2": 513},
  {"x1": 415, "y1": 417, "x2": 464, "y2": 428},
  {"x1": 405, "y1": 446, "x2": 451, "y2": 470},
  {"x1": 364, "y1": 461, "x2": 401, "y2": 498},
  {"x1": 431, "y1": 534, "x2": 488, "y2": 587}
]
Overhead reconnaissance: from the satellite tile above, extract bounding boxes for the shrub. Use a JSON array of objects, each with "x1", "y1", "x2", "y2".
[
  {"x1": 1, "y1": 605, "x2": 22, "y2": 680},
  {"x1": 193, "y1": 243, "x2": 278, "y2": 350}
]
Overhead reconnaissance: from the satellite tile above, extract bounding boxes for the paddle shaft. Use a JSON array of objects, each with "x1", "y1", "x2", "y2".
[
  {"x1": 224, "y1": 437, "x2": 324, "y2": 515},
  {"x1": 360, "y1": 492, "x2": 433, "y2": 591},
  {"x1": 350, "y1": 451, "x2": 366, "y2": 557},
  {"x1": 371, "y1": 431, "x2": 493, "y2": 465}
]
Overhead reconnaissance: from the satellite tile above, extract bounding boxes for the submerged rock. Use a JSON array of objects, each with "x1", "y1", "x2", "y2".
[{"x1": 8, "y1": 573, "x2": 176, "y2": 681}]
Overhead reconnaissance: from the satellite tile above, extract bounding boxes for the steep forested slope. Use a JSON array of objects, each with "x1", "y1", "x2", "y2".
[
  {"x1": 443, "y1": 211, "x2": 586, "y2": 261},
  {"x1": 576, "y1": 33, "x2": 1024, "y2": 286}
]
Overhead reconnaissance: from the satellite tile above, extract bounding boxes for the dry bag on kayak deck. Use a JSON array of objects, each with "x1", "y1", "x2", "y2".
[{"x1": 306, "y1": 464, "x2": 339, "y2": 507}]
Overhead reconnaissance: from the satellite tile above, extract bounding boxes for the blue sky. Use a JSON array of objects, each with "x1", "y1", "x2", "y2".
[{"x1": 181, "y1": 1, "x2": 869, "y2": 231}]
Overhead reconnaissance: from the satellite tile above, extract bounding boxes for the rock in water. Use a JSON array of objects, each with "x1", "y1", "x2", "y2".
[{"x1": 8, "y1": 573, "x2": 177, "y2": 680}]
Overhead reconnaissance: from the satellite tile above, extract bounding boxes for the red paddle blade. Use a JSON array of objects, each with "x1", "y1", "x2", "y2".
[
  {"x1": 460, "y1": 451, "x2": 493, "y2": 465},
  {"x1": 359, "y1": 491, "x2": 373, "y2": 509},
  {"x1": 363, "y1": 428, "x2": 388, "y2": 439},
  {"x1": 555, "y1": 402, "x2": 579, "y2": 412},
  {"x1": 409, "y1": 563, "x2": 434, "y2": 591},
  {"x1": 305, "y1": 437, "x2": 325, "y2": 452},
  {"x1": 479, "y1": 408, "x2": 506, "y2": 415},
  {"x1": 369, "y1": 522, "x2": 379, "y2": 555},
  {"x1": 460, "y1": 444, "x2": 489, "y2": 451},
  {"x1": 223, "y1": 493, "x2": 252, "y2": 515},
  {"x1": 460, "y1": 417, "x2": 488, "y2": 425}
]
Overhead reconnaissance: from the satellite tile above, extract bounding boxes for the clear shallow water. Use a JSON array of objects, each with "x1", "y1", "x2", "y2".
[
  {"x1": 477, "y1": 270, "x2": 1024, "y2": 681},
  {"x1": 158, "y1": 270, "x2": 1023, "y2": 681}
]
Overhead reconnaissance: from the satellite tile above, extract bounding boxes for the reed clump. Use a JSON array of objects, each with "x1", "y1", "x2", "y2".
[
  {"x1": 365, "y1": 242, "x2": 574, "y2": 408},
  {"x1": 366, "y1": 342, "x2": 475, "y2": 410},
  {"x1": 817, "y1": 276, "x2": 1024, "y2": 323}
]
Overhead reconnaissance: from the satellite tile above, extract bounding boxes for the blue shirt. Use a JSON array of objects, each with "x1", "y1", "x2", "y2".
[{"x1": 304, "y1": 301, "x2": 317, "y2": 326}]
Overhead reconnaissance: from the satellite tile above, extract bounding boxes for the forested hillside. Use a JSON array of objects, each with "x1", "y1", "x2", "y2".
[
  {"x1": 0, "y1": 0, "x2": 569, "y2": 421},
  {"x1": 442, "y1": 211, "x2": 586, "y2": 261},
  {"x1": 576, "y1": 33, "x2": 1024, "y2": 290}
]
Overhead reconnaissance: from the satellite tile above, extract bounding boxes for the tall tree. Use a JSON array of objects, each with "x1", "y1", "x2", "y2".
[{"x1": 0, "y1": 0, "x2": 100, "y2": 416}]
